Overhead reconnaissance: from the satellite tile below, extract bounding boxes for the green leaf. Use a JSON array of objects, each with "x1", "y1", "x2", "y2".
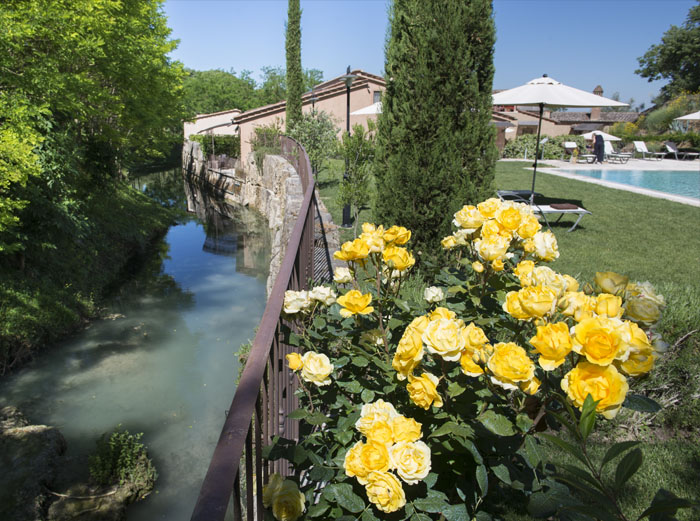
[
  {"x1": 623, "y1": 394, "x2": 662, "y2": 413},
  {"x1": 557, "y1": 464, "x2": 606, "y2": 493},
  {"x1": 538, "y1": 433, "x2": 588, "y2": 465},
  {"x1": 423, "y1": 472, "x2": 438, "y2": 488},
  {"x1": 351, "y1": 356, "x2": 370, "y2": 367},
  {"x1": 479, "y1": 410, "x2": 516, "y2": 436},
  {"x1": 474, "y1": 512, "x2": 493, "y2": 521},
  {"x1": 360, "y1": 389, "x2": 375, "y2": 402},
  {"x1": 340, "y1": 380, "x2": 363, "y2": 393},
  {"x1": 394, "y1": 298, "x2": 410, "y2": 312},
  {"x1": 491, "y1": 464, "x2": 511, "y2": 485},
  {"x1": 413, "y1": 495, "x2": 446, "y2": 513},
  {"x1": 312, "y1": 316, "x2": 326, "y2": 329},
  {"x1": 329, "y1": 483, "x2": 365, "y2": 513},
  {"x1": 614, "y1": 448, "x2": 643, "y2": 491},
  {"x1": 523, "y1": 435, "x2": 542, "y2": 468},
  {"x1": 601, "y1": 441, "x2": 640, "y2": 469},
  {"x1": 428, "y1": 421, "x2": 473, "y2": 439},
  {"x1": 442, "y1": 503, "x2": 469, "y2": 521},
  {"x1": 411, "y1": 514, "x2": 432, "y2": 521},
  {"x1": 289, "y1": 332, "x2": 302, "y2": 346},
  {"x1": 361, "y1": 508, "x2": 381, "y2": 521},
  {"x1": 476, "y1": 464, "x2": 488, "y2": 495},
  {"x1": 516, "y1": 413, "x2": 534, "y2": 433},
  {"x1": 307, "y1": 501, "x2": 330, "y2": 518},
  {"x1": 447, "y1": 380, "x2": 467, "y2": 398},
  {"x1": 306, "y1": 411, "x2": 329, "y2": 426},
  {"x1": 287, "y1": 408, "x2": 308, "y2": 420},
  {"x1": 578, "y1": 395, "x2": 598, "y2": 440}
]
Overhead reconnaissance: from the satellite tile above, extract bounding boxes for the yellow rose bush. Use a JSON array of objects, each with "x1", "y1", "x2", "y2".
[{"x1": 262, "y1": 207, "x2": 686, "y2": 521}]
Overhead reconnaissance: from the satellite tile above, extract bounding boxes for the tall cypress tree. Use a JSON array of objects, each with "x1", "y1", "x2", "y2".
[
  {"x1": 285, "y1": 0, "x2": 303, "y2": 129},
  {"x1": 375, "y1": 0, "x2": 497, "y2": 252}
]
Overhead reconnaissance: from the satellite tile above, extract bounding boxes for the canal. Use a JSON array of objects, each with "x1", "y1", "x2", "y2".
[{"x1": 0, "y1": 169, "x2": 270, "y2": 519}]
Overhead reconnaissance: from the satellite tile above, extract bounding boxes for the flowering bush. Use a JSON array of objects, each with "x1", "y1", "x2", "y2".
[{"x1": 262, "y1": 201, "x2": 697, "y2": 520}]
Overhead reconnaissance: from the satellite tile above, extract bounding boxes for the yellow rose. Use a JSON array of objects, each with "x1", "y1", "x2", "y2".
[
  {"x1": 462, "y1": 322, "x2": 489, "y2": 350},
  {"x1": 344, "y1": 441, "x2": 370, "y2": 484},
  {"x1": 453, "y1": 205, "x2": 485, "y2": 231},
  {"x1": 390, "y1": 415, "x2": 422, "y2": 443},
  {"x1": 360, "y1": 223, "x2": 385, "y2": 253},
  {"x1": 519, "y1": 377, "x2": 541, "y2": 395},
  {"x1": 333, "y1": 266, "x2": 353, "y2": 284},
  {"x1": 492, "y1": 258, "x2": 505, "y2": 272},
  {"x1": 503, "y1": 291, "x2": 530, "y2": 320},
  {"x1": 441, "y1": 235, "x2": 458, "y2": 249},
  {"x1": 460, "y1": 348, "x2": 484, "y2": 376},
  {"x1": 300, "y1": 352, "x2": 333, "y2": 386},
  {"x1": 522, "y1": 238, "x2": 535, "y2": 253},
  {"x1": 480, "y1": 218, "x2": 511, "y2": 239},
  {"x1": 531, "y1": 266, "x2": 568, "y2": 297},
  {"x1": 364, "y1": 471, "x2": 406, "y2": 513},
  {"x1": 407, "y1": 373, "x2": 443, "y2": 409},
  {"x1": 286, "y1": 352, "x2": 303, "y2": 371},
  {"x1": 514, "y1": 260, "x2": 535, "y2": 286},
  {"x1": 363, "y1": 420, "x2": 394, "y2": 445},
  {"x1": 625, "y1": 281, "x2": 666, "y2": 307},
  {"x1": 383, "y1": 225, "x2": 411, "y2": 245},
  {"x1": 337, "y1": 290, "x2": 374, "y2": 318},
  {"x1": 495, "y1": 205, "x2": 522, "y2": 231},
  {"x1": 558, "y1": 291, "x2": 596, "y2": 322},
  {"x1": 334, "y1": 238, "x2": 370, "y2": 262},
  {"x1": 428, "y1": 307, "x2": 456, "y2": 321},
  {"x1": 618, "y1": 346, "x2": 655, "y2": 376},
  {"x1": 529, "y1": 322, "x2": 573, "y2": 370},
  {"x1": 472, "y1": 260, "x2": 484, "y2": 273},
  {"x1": 477, "y1": 198, "x2": 502, "y2": 218},
  {"x1": 263, "y1": 474, "x2": 305, "y2": 521},
  {"x1": 407, "y1": 315, "x2": 431, "y2": 335},
  {"x1": 595, "y1": 294, "x2": 623, "y2": 318},
  {"x1": 390, "y1": 441, "x2": 431, "y2": 485},
  {"x1": 356, "y1": 400, "x2": 399, "y2": 431},
  {"x1": 563, "y1": 274, "x2": 580, "y2": 292},
  {"x1": 533, "y1": 230, "x2": 559, "y2": 261},
  {"x1": 594, "y1": 271, "x2": 629, "y2": 296},
  {"x1": 283, "y1": 290, "x2": 311, "y2": 314},
  {"x1": 270, "y1": 479, "x2": 305, "y2": 521},
  {"x1": 517, "y1": 214, "x2": 542, "y2": 239},
  {"x1": 360, "y1": 440, "x2": 391, "y2": 474},
  {"x1": 518, "y1": 285, "x2": 557, "y2": 318},
  {"x1": 475, "y1": 235, "x2": 511, "y2": 261},
  {"x1": 561, "y1": 362, "x2": 629, "y2": 419},
  {"x1": 453, "y1": 229, "x2": 471, "y2": 245},
  {"x1": 382, "y1": 246, "x2": 415, "y2": 271},
  {"x1": 572, "y1": 317, "x2": 629, "y2": 366},
  {"x1": 421, "y1": 318, "x2": 465, "y2": 361},
  {"x1": 392, "y1": 325, "x2": 424, "y2": 380},
  {"x1": 263, "y1": 473, "x2": 284, "y2": 508},
  {"x1": 487, "y1": 342, "x2": 536, "y2": 390},
  {"x1": 624, "y1": 296, "x2": 661, "y2": 326}
]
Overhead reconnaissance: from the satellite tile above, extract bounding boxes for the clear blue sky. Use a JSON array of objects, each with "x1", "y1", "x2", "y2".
[{"x1": 163, "y1": 0, "x2": 697, "y2": 108}]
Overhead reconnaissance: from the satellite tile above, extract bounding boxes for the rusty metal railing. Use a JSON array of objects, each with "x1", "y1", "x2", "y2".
[{"x1": 190, "y1": 136, "x2": 321, "y2": 521}]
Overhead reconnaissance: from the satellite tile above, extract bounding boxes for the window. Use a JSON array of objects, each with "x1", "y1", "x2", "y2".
[{"x1": 373, "y1": 90, "x2": 382, "y2": 104}]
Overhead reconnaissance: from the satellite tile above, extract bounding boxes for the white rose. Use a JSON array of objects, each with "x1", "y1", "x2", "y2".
[
  {"x1": 309, "y1": 285, "x2": 337, "y2": 306},
  {"x1": 533, "y1": 230, "x2": 559, "y2": 261},
  {"x1": 333, "y1": 267, "x2": 353, "y2": 284},
  {"x1": 283, "y1": 290, "x2": 311, "y2": 314},
  {"x1": 423, "y1": 286, "x2": 444, "y2": 303}
]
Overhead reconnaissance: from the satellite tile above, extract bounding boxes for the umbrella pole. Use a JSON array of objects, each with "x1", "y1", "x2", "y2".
[{"x1": 530, "y1": 103, "x2": 544, "y2": 204}]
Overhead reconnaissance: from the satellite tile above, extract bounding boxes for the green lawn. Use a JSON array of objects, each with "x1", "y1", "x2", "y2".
[{"x1": 316, "y1": 159, "x2": 700, "y2": 519}]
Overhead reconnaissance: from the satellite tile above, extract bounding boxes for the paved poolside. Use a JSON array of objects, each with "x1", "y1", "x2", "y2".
[{"x1": 500, "y1": 158, "x2": 700, "y2": 207}]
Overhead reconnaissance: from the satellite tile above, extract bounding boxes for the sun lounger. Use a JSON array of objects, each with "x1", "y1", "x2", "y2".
[
  {"x1": 497, "y1": 191, "x2": 591, "y2": 232},
  {"x1": 664, "y1": 141, "x2": 699, "y2": 160},
  {"x1": 604, "y1": 141, "x2": 632, "y2": 164},
  {"x1": 562, "y1": 141, "x2": 595, "y2": 163},
  {"x1": 633, "y1": 141, "x2": 665, "y2": 160}
]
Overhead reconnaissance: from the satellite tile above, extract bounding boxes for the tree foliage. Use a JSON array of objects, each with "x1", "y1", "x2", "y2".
[
  {"x1": 286, "y1": 110, "x2": 339, "y2": 174},
  {"x1": 182, "y1": 69, "x2": 258, "y2": 117},
  {"x1": 636, "y1": 1, "x2": 700, "y2": 103},
  {"x1": 375, "y1": 0, "x2": 498, "y2": 254},
  {"x1": 285, "y1": 0, "x2": 303, "y2": 128}
]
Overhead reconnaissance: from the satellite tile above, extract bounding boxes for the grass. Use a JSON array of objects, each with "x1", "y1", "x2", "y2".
[{"x1": 316, "y1": 159, "x2": 700, "y2": 518}]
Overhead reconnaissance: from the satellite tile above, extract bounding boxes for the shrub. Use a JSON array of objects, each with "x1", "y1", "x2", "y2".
[
  {"x1": 89, "y1": 427, "x2": 157, "y2": 495},
  {"x1": 286, "y1": 110, "x2": 338, "y2": 174},
  {"x1": 250, "y1": 120, "x2": 283, "y2": 167},
  {"x1": 264, "y1": 200, "x2": 699, "y2": 521},
  {"x1": 502, "y1": 134, "x2": 588, "y2": 159},
  {"x1": 188, "y1": 134, "x2": 240, "y2": 158}
]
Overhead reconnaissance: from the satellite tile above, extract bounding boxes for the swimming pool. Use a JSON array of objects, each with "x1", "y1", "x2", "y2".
[{"x1": 559, "y1": 169, "x2": 700, "y2": 199}]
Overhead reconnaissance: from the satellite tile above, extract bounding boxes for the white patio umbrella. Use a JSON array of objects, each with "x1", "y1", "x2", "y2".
[
  {"x1": 492, "y1": 75, "x2": 627, "y2": 201},
  {"x1": 581, "y1": 130, "x2": 621, "y2": 141},
  {"x1": 350, "y1": 102, "x2": 382, "y2": 115},
  {"x1": 674, "y1": 110, "x2": 700, "y2": 120}
]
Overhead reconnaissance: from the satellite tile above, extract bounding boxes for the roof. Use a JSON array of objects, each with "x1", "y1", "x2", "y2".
[
  {"x1": 235, "y1": 70, "x2": 386, "y2": 124},
  {"x1": 550, "y1": 111, "x2": 640, "y2": 124}
]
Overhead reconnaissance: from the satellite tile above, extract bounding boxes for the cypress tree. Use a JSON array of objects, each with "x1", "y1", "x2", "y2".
[
  {"x1": 285, "y1": 0, "x2": 303, "y2": 129},
  {"x1": 375, "y1": 0, "x2": 498, "y2": 253}
]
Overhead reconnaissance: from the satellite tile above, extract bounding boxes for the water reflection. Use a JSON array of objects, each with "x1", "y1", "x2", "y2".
[{"x1": 0, "y1": 172, "x2": 270, "y2": 520}]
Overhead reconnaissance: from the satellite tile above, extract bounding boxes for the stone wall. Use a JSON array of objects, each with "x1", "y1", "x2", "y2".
[{"x1": 182, "y1": 140, "x2": 337, "y2": 295}]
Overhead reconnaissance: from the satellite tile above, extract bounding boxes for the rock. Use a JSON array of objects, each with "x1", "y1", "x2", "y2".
[
  {"x1": 47, "y1": 484, "x2": 132, "y2": 521},
  {"x1": 0, "y1": 406, "x2": 67, "y2": 521}
]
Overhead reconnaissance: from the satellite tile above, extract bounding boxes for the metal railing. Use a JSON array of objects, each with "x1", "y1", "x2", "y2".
[{"x1": 190, "y1": 136, "x2": 322, "y2": 521}]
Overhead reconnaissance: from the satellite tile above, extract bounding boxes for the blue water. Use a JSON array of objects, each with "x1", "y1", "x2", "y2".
[
  {"x1": 0, "y1": 173, "x2": 270, "y2": 520},
  {"x1": 560, "y1": 169, "x2": 700, "y2": 199}
]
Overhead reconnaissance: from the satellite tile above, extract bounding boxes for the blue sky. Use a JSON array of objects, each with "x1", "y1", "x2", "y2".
[{"x1": 163, "y1": 0, "x2": 697, "y2": 108}]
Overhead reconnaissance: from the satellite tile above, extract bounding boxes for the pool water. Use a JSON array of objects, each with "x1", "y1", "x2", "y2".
[{"x1": 560, "y1": 169, "x2": 700, "y2": 199}]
